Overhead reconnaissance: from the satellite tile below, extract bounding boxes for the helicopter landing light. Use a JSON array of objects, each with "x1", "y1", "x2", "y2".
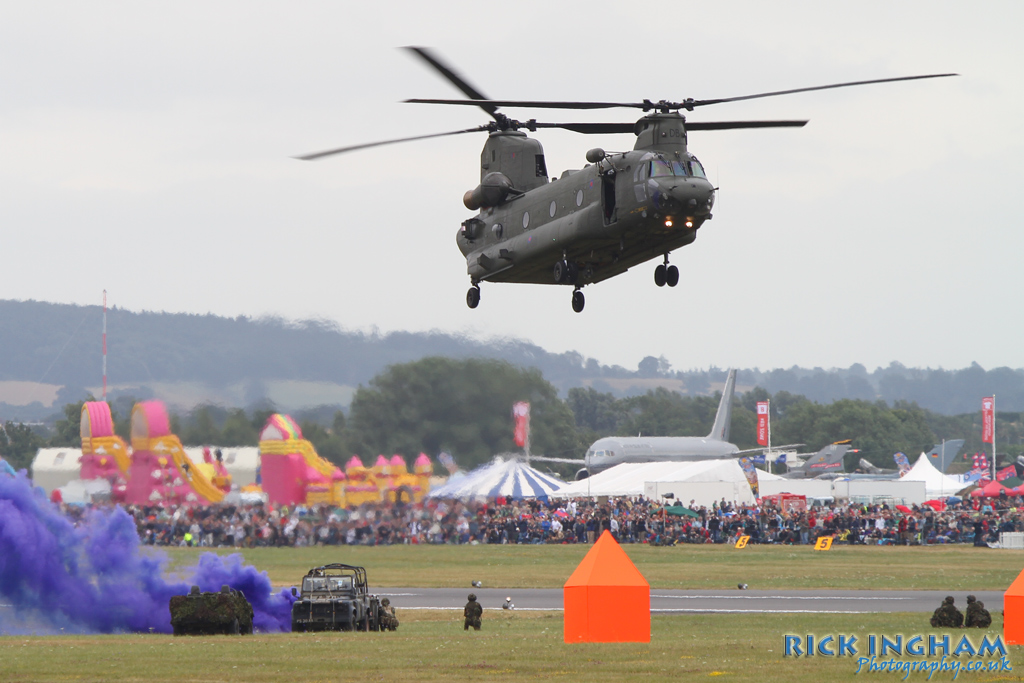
[
  {"x1": 685, "y1": 220, "x2": 694, "y2": 228},
  {"x1": 664, "y1": 218, "x2": 673, "y2": 228}
]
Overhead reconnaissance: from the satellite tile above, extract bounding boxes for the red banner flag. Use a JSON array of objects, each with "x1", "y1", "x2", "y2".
[
  {"x1": 513, "y1": 402, "x2": 530, "y2": 448},
  {"x1": 996, "y1": 464, "x2": 1016, "y2": 482},
  {"x1": 982, "y1": 396, "x2": 995, "y2": 444},
  {"x1": 756, "y1": 401, "x2": 769, "y2": 446}
]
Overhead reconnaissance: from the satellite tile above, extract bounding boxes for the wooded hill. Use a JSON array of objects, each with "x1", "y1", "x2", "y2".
[{"x1": 1, "y1": 299, "x2": 1022, "y2": 421}]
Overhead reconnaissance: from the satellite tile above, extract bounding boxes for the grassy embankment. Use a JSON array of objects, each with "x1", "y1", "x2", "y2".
[{"x1": 159, "y1": 543, "x2": 1024, "y2": 591}]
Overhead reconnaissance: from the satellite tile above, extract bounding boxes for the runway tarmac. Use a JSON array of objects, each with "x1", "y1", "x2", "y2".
[{"x1": 377, "y1": 588, "x2": 1005, "y2": 614}]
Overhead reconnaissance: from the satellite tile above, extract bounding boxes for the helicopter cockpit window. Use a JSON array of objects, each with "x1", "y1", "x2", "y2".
[
  {"x1": 689, "y1": 158, "x2": 707, "y2": 178},
  {"x1": 649, "y1": 160, "x2": 675, "y2": 177},
  {"x1": 647, "y1": 158, "x2": 696, "y2": 178}
]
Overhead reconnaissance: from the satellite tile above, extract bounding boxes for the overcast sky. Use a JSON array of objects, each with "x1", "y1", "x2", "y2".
[{"x1": 1, "y1": 1, "x2": 1021, "y2": 374}]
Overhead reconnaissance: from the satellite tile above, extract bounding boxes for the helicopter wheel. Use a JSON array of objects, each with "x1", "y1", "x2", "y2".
[
  {"x1": 654, "y1": 264, "x2": 667, "y2": 287},
  {"x1": 553, "y1": 260, "x2": 568, "y2": 284},
  {"x1": 665, "y1": 265, "x2": 679, "y2": 287},
  {"x1": 571, "y1": 290, "x2": 585, "y2": 313},
  {"x1": 466, "y1": 286, "x2": 481, "y2": 309}
]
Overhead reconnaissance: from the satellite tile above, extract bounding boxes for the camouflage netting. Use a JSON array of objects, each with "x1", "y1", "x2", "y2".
[{"x1": 169, "y1": 586, "x2": 254, "y2": 635}]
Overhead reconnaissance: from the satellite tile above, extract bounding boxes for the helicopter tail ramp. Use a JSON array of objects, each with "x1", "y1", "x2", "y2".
[
  {"x1": 123, "y1": 401, "x2": 226, "y2": 506},
  {"x1": 258, "y1": 414, "x2": 346, "y2": 506}
]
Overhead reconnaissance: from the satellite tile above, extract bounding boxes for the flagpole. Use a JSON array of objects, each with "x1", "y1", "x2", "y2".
[
  {"x1": 767, "y1": 399, "x2": 772, "y2": 474},
  {"x1": 992, "y1": 395, "x2": 997, "y2": 481}
]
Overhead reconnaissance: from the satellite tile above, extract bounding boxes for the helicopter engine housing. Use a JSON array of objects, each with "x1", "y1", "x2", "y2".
[{"x1": 463, "y1": 172, "x2": 515, "y2": 210}]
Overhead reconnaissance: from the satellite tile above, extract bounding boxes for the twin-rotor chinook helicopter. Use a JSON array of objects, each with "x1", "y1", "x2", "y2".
[{"x1": 299, "y1": 48, "x2": 954, "y2": 313}]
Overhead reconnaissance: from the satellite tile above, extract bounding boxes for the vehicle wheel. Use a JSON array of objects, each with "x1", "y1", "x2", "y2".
[
  {"x1": 466, "y1": 286, "x2": 480, "y2": 309},
  {"x1": 571, "y1": 290, "x2": 585, "y2": 313},
  {"x1": 654, "y1": 264, "x2": 667, "y2": 287},
  {"x1": 553, "y1": 260, "x2": 567, "y2": 284},
  {"x1": 666, "y1": 265, "x2": 679, "y2": 287}
]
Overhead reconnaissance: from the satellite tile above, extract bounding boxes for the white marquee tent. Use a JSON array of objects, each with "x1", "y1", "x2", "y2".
[
  {"x1": 427, "y1": 455, "x2": 565, "y2": 500},
  {"x1": 31, "y1": 448, "x2": 83, "y2": 494},
  {"x1": 552, "y1": 460, "x2": 766, "y2": 505},
  {"x1": 900, "y1": 453, "x2": 965, "y2": 498}
]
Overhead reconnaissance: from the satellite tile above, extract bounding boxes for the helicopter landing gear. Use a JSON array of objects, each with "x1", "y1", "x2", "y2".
[
  {"x1": 571, "y1": 288, "x2": 585, "y2": 313},
  {"x1": 655, "y1": 256, "x2": 679, "y2": 288},
  {"x1": 466, "y1": 285, "x2": 480, "y2": 309},
  {"x1": 666, "y1": 265, "x2": 679, "y2": 287},
  {"x1": 553, "y1": 259, "x2": 579, "y2": 285}
]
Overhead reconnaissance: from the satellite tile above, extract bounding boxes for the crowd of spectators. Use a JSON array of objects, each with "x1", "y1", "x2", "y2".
[{"x1": 56, "y1": 493, "x2": 1024, "y2": 549}]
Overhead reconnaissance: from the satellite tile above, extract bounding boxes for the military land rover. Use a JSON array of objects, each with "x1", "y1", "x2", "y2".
[{"x1": 290, "y1": 564, "x2": 384, "y2": 632}]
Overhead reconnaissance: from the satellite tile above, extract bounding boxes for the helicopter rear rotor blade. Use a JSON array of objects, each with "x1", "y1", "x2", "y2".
[
  {"x1": 295, "y1": 126, "x2": 488, "y2": 160},
  {"x1": 403, "y1": 47, "x2": 500, "y2": 120}
]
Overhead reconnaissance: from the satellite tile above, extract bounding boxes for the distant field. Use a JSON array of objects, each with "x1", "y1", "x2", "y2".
[
  {"x1": 0, "y1": 611, "x2": 1013, "y2": 683},
  {"x1": 158, "y1": 543, "x2": 1024, "y2": 591}
]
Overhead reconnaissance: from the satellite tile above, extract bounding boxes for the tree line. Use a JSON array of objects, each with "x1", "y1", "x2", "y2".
[{"x1": 2, "y1": 357, "x2": 1022, "y2": 476}]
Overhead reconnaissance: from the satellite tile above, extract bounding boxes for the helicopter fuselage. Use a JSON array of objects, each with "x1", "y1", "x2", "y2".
[{"x1": 457, "y1": 112, "x2": 716, "y2": 288}]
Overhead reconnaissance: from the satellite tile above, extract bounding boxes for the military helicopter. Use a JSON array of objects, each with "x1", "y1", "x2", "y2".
[{"x1": 298, "y1": 48, "x2": 954, "y2": 313}]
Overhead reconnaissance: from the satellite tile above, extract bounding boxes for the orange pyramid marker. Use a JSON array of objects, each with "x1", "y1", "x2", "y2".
[
  {"x1": 564, "y1": 530, "x2": 650, "y2": 643},
  {"x1": 1004, "y1": 567, "x2": 1024, "y2": 644}
]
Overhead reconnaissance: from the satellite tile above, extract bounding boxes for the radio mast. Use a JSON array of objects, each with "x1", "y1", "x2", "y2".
[{"x1": 102, "y1": 290, "x2": 107, "y2": 400}]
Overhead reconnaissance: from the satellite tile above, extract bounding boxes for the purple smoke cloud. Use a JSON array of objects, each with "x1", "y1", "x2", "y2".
[{"x1": 0, "y1": 471, "x2": 294, "y2": 634}]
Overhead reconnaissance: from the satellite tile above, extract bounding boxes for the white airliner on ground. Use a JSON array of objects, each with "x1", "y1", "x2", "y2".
[{"x1": 536, "y1": 369, "x2": 812, "y2": 479}]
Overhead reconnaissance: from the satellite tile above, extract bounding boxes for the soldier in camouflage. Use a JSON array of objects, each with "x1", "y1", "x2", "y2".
[
  {"x1": 965, "y1": 595, "x2": 992, "y2": 628},
  {"x1": 464, "y1": 593, "x2": 483, "y2": 631},
  {"x1": 930, "y1": 596, "x2": 964, "y2": 628},
  {"x1": 379, "y1": 597, "x2": 399, "y2": 631}
]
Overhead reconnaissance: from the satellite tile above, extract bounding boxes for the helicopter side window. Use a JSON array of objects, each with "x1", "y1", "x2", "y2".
[
  {"x1": 649, "y1": 160, "x2": 674, "y2": 177},
  {"x1": 690, "y1": 159, "x2": 707, "y2": 178}
]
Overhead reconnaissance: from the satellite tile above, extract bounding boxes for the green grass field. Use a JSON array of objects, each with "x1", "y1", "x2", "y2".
[
  {"x1": 4, "y1": 544, "x2": 1023, "y2": 682},
  {"x1": 159, "y1": 543, "x2": 1024, "y2": 591},
  {"x1": 0, "y1": 611, "x2": 1013, "y2": 682}
]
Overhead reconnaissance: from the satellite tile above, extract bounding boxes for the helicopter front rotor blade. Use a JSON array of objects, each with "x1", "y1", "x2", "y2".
[
  {"x1": 688, "y1": 73, "x2": 958, "y2": 108},
  {"x1": 686, "y1": 120, "x2": 808, "y2": 130},
  {"x1": 403, "y1": 47, "x2": 500, "y2": 120},
  {"x1": 532, "y1": 122, "x2": 636, "y2": 134},
  {"x1": 295, "y1": 126, "x2": 488, "y2": 160},
  {"x1": 406, "y1": 98, "x2": 643, "y2": 110}
]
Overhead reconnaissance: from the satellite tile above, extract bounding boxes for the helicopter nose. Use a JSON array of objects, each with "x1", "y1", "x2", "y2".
[{"x1": 663, "y1": 178, "x2": 715, "y2": 217}]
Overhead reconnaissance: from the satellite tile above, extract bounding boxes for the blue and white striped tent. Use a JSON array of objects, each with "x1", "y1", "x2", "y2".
[{"x1": 427, "y1": 455, "x2": 565, "y2": 501}]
